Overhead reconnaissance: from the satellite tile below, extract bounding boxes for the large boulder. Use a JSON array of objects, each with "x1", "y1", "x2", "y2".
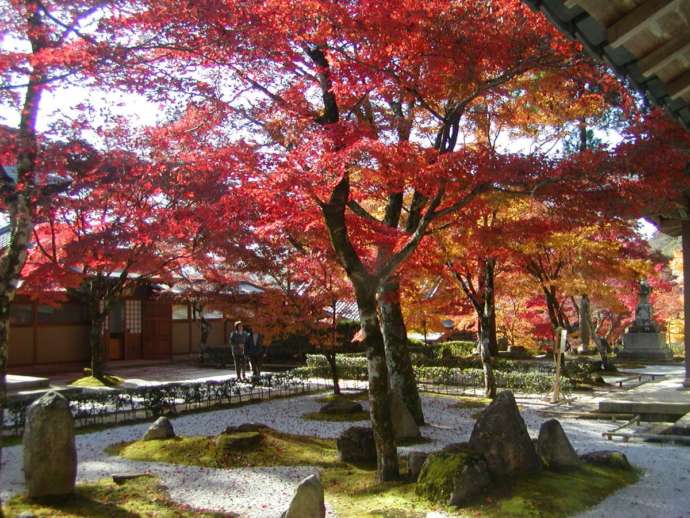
[
  {"x1": 580, "y1": 450, "x2": 632, "y2": 471},
  {"x1": 281, "y1": 474, "x2": 325, "y2": 518},
  {"x1": 143, "y1": 416, "x2": 175, "y2": 441},
  {"x1": 337, "y1": 426, "x2": 376, "y2": 463},
  {"x1": 390, "y1": 392, "x2": 420, "y2": 441},
  {"x1": 23, "y1": 391, "x2": 77, "y2": 498},
  {"x1": 468, "y1": 391, "x2": 541, "y2": 478},
  {"x1": 449, "y1": 457, "x2": 491, "y2": 507},
  {"x1": 536, "y1": 419, "x2": 580, "y2": 471},
  {"x1": 319, "y1": 397, "x2": 363, "y2": 414},
  {"x1": 416, "y1": 448, "x2": 490, "y2": 507}
]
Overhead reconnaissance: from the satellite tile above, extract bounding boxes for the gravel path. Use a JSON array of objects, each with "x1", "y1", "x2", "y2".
[{"x1": 2, "y1": 391, "x2": 689, "y2": 517}]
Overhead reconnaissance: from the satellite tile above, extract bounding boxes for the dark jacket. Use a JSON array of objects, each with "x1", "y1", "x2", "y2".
[
  {"x1": 246, "y1": 332, "x2": 263, "y2": 356},
  {"x1": 229, "y1": 331, "x2": 246, "y2": 356}
]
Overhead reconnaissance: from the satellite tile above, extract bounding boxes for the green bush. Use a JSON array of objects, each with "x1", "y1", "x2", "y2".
[
  {"x1": 414, "y1": 366, "x2": 571, "y2": 393},
  {"x1": 302, "y1": 354, "x2": 368, "y2": 380},
  {"x1": 433, "y1": 340, "x2": 477, "y2": 358},
  {"x1": 292, "y1": 355, "x2": 569, "y2": 394}
]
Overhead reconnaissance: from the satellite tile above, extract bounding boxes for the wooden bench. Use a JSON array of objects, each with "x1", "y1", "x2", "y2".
[
  {"x1": 199, "y1": 346, "x2": 235, "y2": 368},
  {"x1": 615, "y1": 373, "x2": 661, "y2": 388}
]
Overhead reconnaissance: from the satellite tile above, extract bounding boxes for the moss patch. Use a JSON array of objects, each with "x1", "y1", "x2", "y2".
[
  {"x1": 415, "y1": 451, "x2": 471, "y2": 503},
  {"x1": 477, "y1": 463, "x2": 640, "y2": 517},
  {"x1": 323, "y1": 464, "x2": 433, "y2": 518},
  {"x1": 2, "y1": 475, "x2": 227, "y2": 517},
  {"x1": 397, "y1": 436, "x2": 432, "y2": 447},
  {"x1": 303, "y1": 411, "x2": 370, "y2": 422},
  {"x1": 450, "y1": 395, "x2": 492, "y2": 410},
  {"x1": 215, "y1": 431, "x2": 263, "y2": 451},
  {"x1": 106, "y1": 427, "x2": 638, "y2": 518},
  {"x1": 107, "y1": 428, "x2": 339, "y2": 469},
  {"x1": 317, "y1": 390, "x2": 369, "y2": 403},
  {"x1": 68, "y1": 375, "x2": 124, "y2": 388},
  {"x1": 414, "y1": 444, "x2": 640, "y2": 517}
]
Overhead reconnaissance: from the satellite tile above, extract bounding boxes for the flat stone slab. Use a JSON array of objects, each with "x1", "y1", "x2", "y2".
[
  {"x1": 597, "y1": 374, "x2": 690, "y2": 417},
  {"x1": 6, "y1": 375, "x2": 50, "y2": 393}
]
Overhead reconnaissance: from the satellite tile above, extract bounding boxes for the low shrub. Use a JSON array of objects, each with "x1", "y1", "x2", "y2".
[
  {"x1": 303, "y1": 354, "x2": 368, "y2": 380},
  {"x1": 292, "y1": 356, "x2": 570, "y2": 394},
  {"x1": 4, "y1": 372, "x2": 309, "y2": 437}
]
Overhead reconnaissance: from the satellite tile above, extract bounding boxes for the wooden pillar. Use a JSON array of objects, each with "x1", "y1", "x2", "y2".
[{"x1": 681, "y1": 219, "x2": 690, "y2": 388}]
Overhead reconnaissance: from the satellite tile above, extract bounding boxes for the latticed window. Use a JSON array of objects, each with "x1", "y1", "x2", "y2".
[{"x1": 125, "y1": 300, "x2": 142, "y2": 333}]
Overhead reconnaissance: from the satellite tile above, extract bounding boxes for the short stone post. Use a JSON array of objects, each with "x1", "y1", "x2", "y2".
[{"x1": 23, "y1": 391, "x2": 77, "y2": 498}]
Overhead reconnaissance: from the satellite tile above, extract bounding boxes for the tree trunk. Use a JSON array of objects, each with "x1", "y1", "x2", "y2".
[
  {"x1": 88, "y1": 297, "x2": 107, "y2": 380},
  {"x1": 0, "y1": 7, "x2": 48, "y2": 513},
  {"x1": 480, "y1": 259, "x2": 497, "y2": 398},
  {"x1": 485, "y1": 259, "x2": 498, "y2": 356},
  {"x1": 0, "y1": 300, "x2": 10, "y2": 518},
  {"x1": 359, "y1": 287, "x2": 399, "y2": 481},
  {"x1": 200, "y1": 317, "x2": 210, "y2": 348},
  {"x1": 325, "y1": 351, "x2": 341, "y2": 395},
  {"x1": 321, "y1": 174, "x2": 399, "y2": 482},
  {"x1": 378, "y1": 278, "x2": 424, "y2": 425},
  {"x1": 580, "y1": 295, "x2": 591, "y2": 350},
  {"x1": 682, "y1": 218, "x2": 690, "y2": 388}
]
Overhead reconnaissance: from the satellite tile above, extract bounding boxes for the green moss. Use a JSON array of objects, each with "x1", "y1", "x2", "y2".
[
  {"x1": 396, "y1": 436, "x2": 432, "y2": 447},
  {"x1": 2, "y1": 475, "x2": 227, "y2": 517},
  {"x1": 303, "y1": 411, "x2": 370, "y2": 422},
  {"x1": 478, "y1": 463, "x2": 641, "y2": 517},
  {"x1": 106, "y1": 426, "x2": 639, "y2": 518},
  {"x1": 322, "y1": 464, "x2": 433, "y2": 518},
  {"x1": 317, "y1": 390, "x2": 369, "y2": 403},
  {"x1": 412, "y1": 447, "x2": 639, "y2": 516},
  {"x1": 419, "y1": 392, "x2": 491, "y2": 410},
  {"x1": 68, "y1": 375, "x2": 124, "y2": 388},
  {"x1": 415, "y1": 451, "x2": 470, "y2": 503},
  {"x1": 108, "y1": 428, "x2": 339, "y2": 469},
  {"x1": 450, "y1": 396, "x2": 491, "y2": 409},
  {"x1": 215, "y1": 431, "x2": 263, "y2": 451}
]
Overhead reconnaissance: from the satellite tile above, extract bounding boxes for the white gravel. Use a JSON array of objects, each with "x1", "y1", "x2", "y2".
[{"x1": 2, "y1": 390, "x2": 689, "y2": 517}]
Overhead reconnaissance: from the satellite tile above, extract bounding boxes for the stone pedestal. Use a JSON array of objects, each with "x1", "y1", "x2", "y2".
[{"x1": 620, "y1": 332, "x2": 673, "y2": 361}]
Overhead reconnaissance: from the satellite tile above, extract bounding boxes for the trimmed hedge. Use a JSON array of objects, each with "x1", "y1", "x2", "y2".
[
  {"x1": 293, "y1": 354, "x2": 571, "y2": 394},
  {"x1": 414, "y1": 366, "x2": 572, "y2": 394},
  {"x1": 4, "y1": 372, "x2": 312, "y2": 437},
  {"x1": 431, "y1": 340, "x2": 478, "y2": 358}
]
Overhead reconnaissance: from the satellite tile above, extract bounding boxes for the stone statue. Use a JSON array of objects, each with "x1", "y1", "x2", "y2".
[
  {"x1": 630, "y1": 279, "x2": 656, "y2": 333},
  {"x1": 621, "y1": 278, "x2": 672, "y2": 360}
]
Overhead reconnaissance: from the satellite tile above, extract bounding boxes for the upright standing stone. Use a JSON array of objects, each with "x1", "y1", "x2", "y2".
[
  {"x1": 390, "y1": 392, "x2": 420, "y2": 441},
  {"x1": 536, "y1": 419, "x2": 580, "y2": 471},
  {"x1": 281, "y1": 474, "x2": 325, "y2": 518},
  {"x1": 23, "y1": 391, "x2": 77, "y2": 498},
  {"x1": 468, "y1": 391, "x2": 541, "y2": 477}
]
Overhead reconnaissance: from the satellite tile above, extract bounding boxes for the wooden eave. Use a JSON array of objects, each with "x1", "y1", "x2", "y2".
[
  {"x1": 524, "y1": 0, "x2": 690, "y2": 236},
  {"x1": 523, "y1": 0, "x2": 690, "y2": 132}
]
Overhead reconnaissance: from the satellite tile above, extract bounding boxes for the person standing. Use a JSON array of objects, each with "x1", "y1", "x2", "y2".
[
  {"x1": 245, "y1": 325, "x2": 264, "y2": 377},
  {"x1": 229, "y1": 321, "x2": 247, "y2": 380}
]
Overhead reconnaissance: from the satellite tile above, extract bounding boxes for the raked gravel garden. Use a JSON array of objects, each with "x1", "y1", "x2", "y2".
[{"x1": 2, "y1": 390, "x2": 689, "y2": 518}]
